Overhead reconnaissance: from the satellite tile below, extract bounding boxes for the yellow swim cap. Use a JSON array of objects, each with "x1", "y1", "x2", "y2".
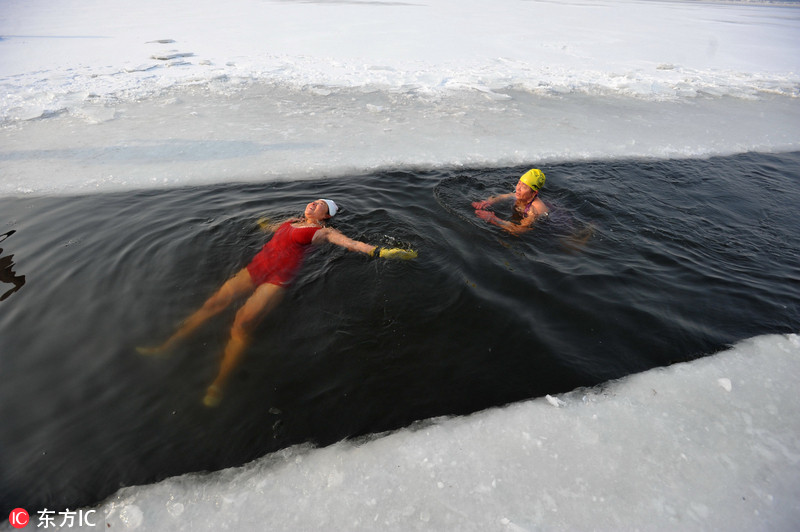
[{"x1": 519, "y1": 169, "x2": 545, "y2": 192}]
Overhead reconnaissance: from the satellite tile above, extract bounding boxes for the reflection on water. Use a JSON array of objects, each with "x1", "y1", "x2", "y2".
[
  {"x1": 0, "y1": 230, "x2": 26, "y2": 302},
  {"x1": 1, "y1": 152, "x2": 799, "y2": 514}
]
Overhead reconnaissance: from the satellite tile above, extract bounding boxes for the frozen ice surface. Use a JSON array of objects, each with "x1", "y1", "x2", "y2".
[
  {"x1": 81, "y1": 334, "x2": 800, "y2": 530},
  {"x1": 1, "y1": 0, "x2": 799, "y2": 195},
  {"x1": 2, "y1": 85, "x2": 799, "y2": 196}
]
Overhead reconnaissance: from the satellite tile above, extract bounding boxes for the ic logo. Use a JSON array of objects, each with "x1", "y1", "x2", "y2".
[{"x1": 9, "y1": 508, "x2": 29, "y2": 529}]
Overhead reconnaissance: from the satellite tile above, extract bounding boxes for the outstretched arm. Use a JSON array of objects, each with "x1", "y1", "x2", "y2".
[
  {"x1": 313, "y1": 228, "x2": 417, "y2": 259},
  {"x1": 314, "y1": 227, "x2": 376, "y2": 254}
]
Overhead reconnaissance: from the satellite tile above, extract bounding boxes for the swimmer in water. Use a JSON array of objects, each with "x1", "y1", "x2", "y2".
[
  {"x1": 138, "y1": 199, "x2": 416, "y2": 407},
  {"x1": 472, "y1": 168, "x2": 549, "y2": 236}
]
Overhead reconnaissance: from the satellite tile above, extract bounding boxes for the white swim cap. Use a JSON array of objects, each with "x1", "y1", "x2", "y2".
[{"x1": 321, "y1": 199, "x2": 338, "y2": 217}]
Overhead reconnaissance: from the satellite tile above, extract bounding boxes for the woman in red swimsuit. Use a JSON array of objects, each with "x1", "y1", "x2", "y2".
[
  {"x1": 472, "y1": 168, "x2": 549, "y2": 236},
  {"x1": 139, "y1": 198, "x2": 415, "y2": 406}
]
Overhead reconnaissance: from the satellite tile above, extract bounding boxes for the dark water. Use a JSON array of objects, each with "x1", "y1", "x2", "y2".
[{"x1": 1, "y1": 152, "x2": 799, "y2": 514}]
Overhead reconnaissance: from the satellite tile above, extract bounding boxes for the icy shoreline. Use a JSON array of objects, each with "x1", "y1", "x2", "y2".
[
  {"x1": 77, "y1": 334, "x2": 800, "y2": 531},
  {"x1": 2, "y1": 85, "x2": 799, "y2": 197}
]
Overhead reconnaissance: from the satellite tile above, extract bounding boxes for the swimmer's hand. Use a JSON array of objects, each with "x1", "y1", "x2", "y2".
[
  {"x1": 472, "y1": 200, "x2": 491, "y2": 210},
  {"x1": 475, "y1": 209, "x2": 500, "y2": 224},
  {"x1": 257, "y1": 217, "x2": 286, "y2": 232},
  {"x1": 257, "y1": 217, "x2": 272, "y2": 231},
  {"x1": 370, "y1": 247, "x2": 418, "y2": 260}
]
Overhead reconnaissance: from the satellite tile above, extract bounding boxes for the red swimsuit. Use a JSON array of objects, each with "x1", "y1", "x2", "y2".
[{"x1": 246, "y1": 221, "x2": 322, "y2": 287}]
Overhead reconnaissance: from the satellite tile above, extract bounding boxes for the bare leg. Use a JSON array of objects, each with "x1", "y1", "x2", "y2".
[
  {"x1": 138, "y1": 269, "x2": 256, "y2": 355},
  {"x1": 203, "y1": 282, "x2": 285, "y2": 406}
]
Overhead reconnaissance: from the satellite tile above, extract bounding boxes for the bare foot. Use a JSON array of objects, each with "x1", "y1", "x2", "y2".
[{"x1": 203, "y1": 384, "x2": 223, "y2": 408}]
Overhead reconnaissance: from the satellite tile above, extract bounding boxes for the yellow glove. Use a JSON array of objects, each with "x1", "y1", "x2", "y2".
[
  {"x1": 370, "y1": 247, "x2": 418, "y2": 260},
  {"x1": 257, "y1": 217, "x2": 280, "y2": 232}
]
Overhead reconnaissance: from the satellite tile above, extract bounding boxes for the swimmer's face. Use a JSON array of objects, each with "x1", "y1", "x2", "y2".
[
  {"x1": 515, "y1": 180, "x2": 536, "y2": 201},
  {"x1": 305, "y1": 199, "x2": 330, "y2": 220}
]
